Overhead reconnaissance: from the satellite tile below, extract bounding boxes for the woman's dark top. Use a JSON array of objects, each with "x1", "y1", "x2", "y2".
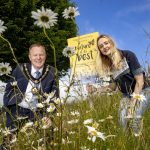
[{"x1": 112, "y1": 50, "x2": 146, "y2": 95}]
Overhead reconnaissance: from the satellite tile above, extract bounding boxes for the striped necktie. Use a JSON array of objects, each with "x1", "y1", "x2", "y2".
[{"x1": 35, "y1": 70, "x2": 41, "y2": 79}]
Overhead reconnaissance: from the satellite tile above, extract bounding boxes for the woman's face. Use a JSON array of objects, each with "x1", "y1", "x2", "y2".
[{"x1": 97, "y1": 37, "x2": 113, "y2": 56}]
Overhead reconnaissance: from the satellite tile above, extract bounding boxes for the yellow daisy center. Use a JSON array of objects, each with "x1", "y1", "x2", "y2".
[
  {"x1": 90, "y1": 130, "x2": 97, "y2": 136},
  {"x1": 69, "y1": 12, "x2": 74, "y2": 17},
  {"x1": 40, "y1": 16, "x2": 49, "y2": 22},
  {"x1": 1, "y1": 67, "x2": 7, "y2": 72},
  {"x1": 134, "y1": 95, "x2": 141, "y2": 100}
]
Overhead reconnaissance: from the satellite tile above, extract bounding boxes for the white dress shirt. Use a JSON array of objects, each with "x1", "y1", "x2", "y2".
[{"x1": 18, "y1": 65, "x2": 43, "y2": 110}]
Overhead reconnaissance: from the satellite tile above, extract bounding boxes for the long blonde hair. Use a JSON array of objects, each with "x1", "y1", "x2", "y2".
[{"x1": 96, "y1": 35, "x2": 123, "y2": 76}]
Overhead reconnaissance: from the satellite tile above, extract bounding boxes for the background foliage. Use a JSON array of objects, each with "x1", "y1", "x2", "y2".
[{"x1": 0, "y1": 0, "x2": 78, "y2": 77}]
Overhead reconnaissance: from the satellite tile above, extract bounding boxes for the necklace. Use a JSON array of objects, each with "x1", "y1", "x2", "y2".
[{"x1": 23, "y1": 63, "x2": 50, "y2": 84}]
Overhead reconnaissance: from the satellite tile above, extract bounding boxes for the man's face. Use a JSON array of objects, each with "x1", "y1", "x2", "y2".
[{"x1": 29, "y1": 46, "x2": 46, "y2": 70}]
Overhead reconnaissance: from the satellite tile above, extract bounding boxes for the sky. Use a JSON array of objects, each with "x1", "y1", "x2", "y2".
[{"x1": 72, "y1": 0, "x2": 150, "y2": 67}]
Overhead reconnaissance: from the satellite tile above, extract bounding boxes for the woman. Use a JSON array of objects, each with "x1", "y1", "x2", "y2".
[{"x1": 90, "y1": 34, "x2": 150, "y2": 136}]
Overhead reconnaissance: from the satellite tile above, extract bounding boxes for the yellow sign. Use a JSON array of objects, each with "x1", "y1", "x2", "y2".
[{"x1": 67, "y1": 32, "x2": 99, "y2": 79}]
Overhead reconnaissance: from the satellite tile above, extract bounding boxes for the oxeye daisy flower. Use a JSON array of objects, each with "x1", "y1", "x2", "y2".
[
  {"x1": 86, "y1": 125, "x2": 106, "y2": 142},
  {"x1": 2, "y1": 128, "x2": 11, "y2": 136},
  {"x1": 24, "y1": 122, "x2": 34, "y2": 128},
  {"x1": 54, "y1": 98, "x2": 64, "y2": 105},
  {"x1": 131, "y1": 93, "x2": 146, "y2": 102},
  {"x1": 36, "y1": 103, "x2": 44, "y2": 108},
  {"x1": 0, "y1": 20, "x2": 7, "y2": 34},
  {"x1": 62, "y1": 6, "x2": 80, "y2": 19},
  {"x1": 62, "y1": 46, "x2": 75, "y2": 57},
  {"x1": 92, "y1": 122, "x2": 99, "y2": 129},
  {"x1": 10, "y1": 81, "x2": 17, "y2": 86},
  {"x1": 2, "y1": 127, "x2": 17, "y2": 136},
  {"x1": 20, "y1": 121, "x2": 34, "y2": 132},
  {"x1": 0, "y1": 62, "x2": 12, "y2": 76},
  {"x1": 47, "y1": 103, "x2": 56, "y2": 113},
  {"x1": 83, "y1": 118, "x2": 93, "y2": 125},
  {"x1": 56, "y1": 112, "x2": 62, "y2": 117},
  {"x1": 31, "y1": 6, "x2": 58, "y2": 29},
  {"x1": 67, "y1": 119, "x2": 79, "y2": 124},
  {"x1": 44, "y1": 91, "x2": 56, "y2": 104},
  {"x1": 70, "y1": 110, "x2": 80, "y2": 116}
]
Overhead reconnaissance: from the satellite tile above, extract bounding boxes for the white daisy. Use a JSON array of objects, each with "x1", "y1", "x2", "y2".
[
  {"x1": 62, "y1": 46, "x2": 75, "y2": 57},
  {"x1": 2, "y1": 128, "x2": 11, "y2": 136},
  {"x1": 0, "y1": 62, "x2": 12, "y2": 76},
  {"x1": 62, "y1": 6, "x2": 80, "y2": 19},
  {"x1": 17, "y1": 116, "x2": 28, "y2": 120},
  {"x1": 44, "y1": 91, "x2": 56, "y2": 104},
  {"x1": 83, "y1": 119, "x2": 93, "y2": 125},
  {"x1": 20, "y1": 121, "x2": 34, "y2": 132},
  {"x1": 86, "y1": 125, "x2": 106, "y2": 142},
  {"x1": 2, "y1": 127, "x2": 17, "y2": 137},
  {"x1": 47, "y1": 103, "x2": 56, "y2": 113},
  {"x1": 56, "y1": 112, "x2": 62, "y2": 117},
  {"x1": 106, "y1": 115, "x2": 113, "y2": 120},
  {"x1": 24, "y1": 121, "x2": 34, "y2": 128},
  {"x1": 102, "y1": 76, "x2": 111, "y2": 82},
  {"x1": 54, "y1": 98, "x2": 64, "y2": 105},
  {"x1": 0, "y1": 20, "x2": 7, "y2": 34},
  {"x1": 10, "y1": 81, "x2": 17, "y2": 86},
  {"x1": 31, "y1": 6, "x2": 58, "y2": 28},
  {"x1": 67, "y1": 119, "x2": 79, "y2": 124},
  {"x1": 70, "y1": 110, "x2": 80, "y2": 116},
  {"x1": 98, "y1": 119, "x2": 105, "y2": 122},
  {"x1": 131, "y1": 93, "x2": 146, "y2": 102},
  {"x1": 92, "y1": 122, "x2": 99, "y2": 129},
  {"x1": 36, "y1": 103, "x2": 44, "y2": 108},
  {"x1": 102, "y1": 81, "x2": 109, "y2": 87}
]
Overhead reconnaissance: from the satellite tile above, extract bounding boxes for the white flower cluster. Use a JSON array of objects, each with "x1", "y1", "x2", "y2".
[
  {"x1": 0, "y1": 6, "x2": 79, "y2": 31},
  {"x1": 35, "y1": 91, "x2": 64, "y2": 113},
  {"x1": 31, "y1": 6, "x2": 80, "y2": 29}
]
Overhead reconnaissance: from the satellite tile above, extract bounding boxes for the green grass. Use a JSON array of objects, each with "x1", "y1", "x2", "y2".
[{"x1": 0, "y1": 92, "x2": 150, "y2": 150}]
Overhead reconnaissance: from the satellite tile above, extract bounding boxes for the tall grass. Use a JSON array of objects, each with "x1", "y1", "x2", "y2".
[{"x1": 0, "y1": 91, "x2": 150, "y2": 150}]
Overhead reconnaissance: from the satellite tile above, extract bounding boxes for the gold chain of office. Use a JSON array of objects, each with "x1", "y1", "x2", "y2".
[{"x1": 23, "y1": 63, "x2": 50, "y2": 84}]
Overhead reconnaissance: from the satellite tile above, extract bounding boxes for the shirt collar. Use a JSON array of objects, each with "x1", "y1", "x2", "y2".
[{"x1": 31, "y1": 65, "x2": 43, "y2": 76}]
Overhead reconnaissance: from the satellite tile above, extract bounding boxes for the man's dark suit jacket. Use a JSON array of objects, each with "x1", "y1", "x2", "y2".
[
  {"x1": 3, "y1": 63, "x2": 59, "y2": 128},
  {"x1": 3, "y1": 63, "x2": 59, "y2": 106}
]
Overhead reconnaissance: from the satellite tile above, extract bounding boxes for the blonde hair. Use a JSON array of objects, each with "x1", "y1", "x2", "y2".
[{"x1": 96, "y1": 35, "x2": 123, "y2": 76}]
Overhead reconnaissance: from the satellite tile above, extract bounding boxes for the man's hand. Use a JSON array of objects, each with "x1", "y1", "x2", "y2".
[{"x1": 41, "y1": 117, "x2": 52, "y2": 129}]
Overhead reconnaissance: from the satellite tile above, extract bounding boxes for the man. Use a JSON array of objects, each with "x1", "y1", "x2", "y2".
[{"x1": 3, "y1": 43, "x2": 59, "y2": 130}]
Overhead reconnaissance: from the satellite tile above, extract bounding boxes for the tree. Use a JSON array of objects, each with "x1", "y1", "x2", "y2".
[{"x1": 0, "y1": 0, "x2": 78, "y2": 76}]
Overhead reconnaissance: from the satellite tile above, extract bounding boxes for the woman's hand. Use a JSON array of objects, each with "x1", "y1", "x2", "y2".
[
  {"x1": 127, "y1": 98, "x2": 137, "y2": 117},
  {"x1": 86, "y1": 84, "x2": 97, "y2": 94},
  {"x1": 129, "y1": 98, "x2": 137, "y2": 108}
]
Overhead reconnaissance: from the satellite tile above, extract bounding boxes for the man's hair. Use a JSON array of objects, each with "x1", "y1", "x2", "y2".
[{"x1": 29, "y1": 43, "x2": 46, "y2": 53}]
